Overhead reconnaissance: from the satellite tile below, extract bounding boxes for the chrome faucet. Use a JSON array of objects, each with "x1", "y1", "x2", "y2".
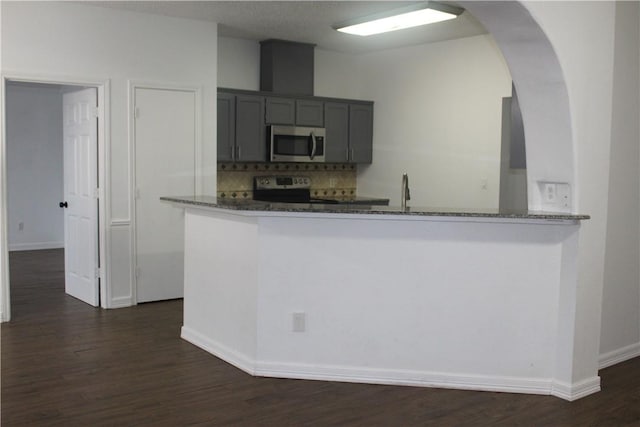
[{"x1": 401, "y1": 173, "x2": 410, "y2": 209}]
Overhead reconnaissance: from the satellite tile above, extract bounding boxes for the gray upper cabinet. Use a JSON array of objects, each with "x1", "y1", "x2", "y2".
[
  {"x1": 235, "y1": 95, "x2": 266, "y2": 162},
  {"x1": 296, "y1": 100, "x2": 324, "y2": 127},
  {"x1": 324, "y1": 102, "x2": 349, "y2": 162},
  {"x1": 265, "y1": 97, "x2": 295, "y2": 125},
  {"x1": 349, "y1": 104, "x2": 373, "y2": 164},
  {"x1": 325, "y1": 102, "x2": 373, "y2": 164},
  {"x1": 218, "y1": 90, "x2": 266, "y2": 162},
  {"x1": 217, "y1": 92, "x2": 235, "y2": 162}
]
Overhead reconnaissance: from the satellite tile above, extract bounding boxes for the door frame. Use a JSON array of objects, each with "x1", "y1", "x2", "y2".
[
  {"x1": 128, "y1": 81, "x2": 202, "y2": 304},
  {"x1": 1, "y1": 73, "x2": 111, "y2": 320}
]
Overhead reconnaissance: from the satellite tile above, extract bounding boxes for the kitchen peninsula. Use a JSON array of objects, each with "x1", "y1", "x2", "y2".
[{"x1": 163, "y1": 196, "x2": 593, "y2": 401}]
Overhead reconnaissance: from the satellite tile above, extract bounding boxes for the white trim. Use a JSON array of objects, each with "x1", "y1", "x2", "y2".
[
  {"x1": 181, "y1": 326, "x2": 255, "y2": 375},
  {"x1": 8, "y1": 241, "x2": 64, "y2": 251},
  {"x1": 599, "y1": 342, "x2": 640, "y2": 369},
  {"x1": 180, "y1": 328, "x2": 598, "y2": 401},
  {"x1": 128, "y1": 80, "x2": 202, "y2": 304},
  {"x1": 109, "y1": 295, "x2": 135, "y2": 309},
  {"x1": 254, "y1": 361, "x2": 553, "y2": 396},
  {"x1": 98, "y1": 81, "x2": 111, "y2": 309},
  {"x1": 0, "y1": 72, "x2": 111, "y2": 316},
  {"x1": 1, "y1": 75, "x2": 11, "y2": 322},
  {"x1": 551, "y1": 377, "x2": 601, "y2": 401}
]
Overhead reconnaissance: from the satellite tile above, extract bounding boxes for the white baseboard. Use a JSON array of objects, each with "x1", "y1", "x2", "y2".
[
  {"x1": 8, "y1": 241, "x2": 64, "y2": 251},
  {"x1": 599, "y1": 342, "x2": 640, "y2": 369},
  {"x1": 108, "y1": 296, "x2": 135, "y2": 309},
  {"x1": 179, "y1": 330, "x2": 604, "y2": 400},
  {"x1": 551, "y1": 376, "x2": 600, "y2": 401},
  {"x1": 254, "y1": 361, "x2": 554, "y2": 396},
  {"x1": 181, "y1": 326, "x2": 255, "y2": 375}
]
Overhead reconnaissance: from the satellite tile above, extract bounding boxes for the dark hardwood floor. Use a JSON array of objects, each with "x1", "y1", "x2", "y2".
[{"x1": 2, "y1": 249, "x2": 639, "y2": 426}]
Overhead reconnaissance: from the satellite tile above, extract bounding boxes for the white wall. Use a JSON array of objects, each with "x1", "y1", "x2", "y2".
[
  {"x1": 518, "y1": 1, "x2": 617, "y2": 382},
  {"x1": 600, "y1": 1, "x2": 640, "y2": 366},
  {"x1": 314, "y1": 49, "x2": 361, "y2": 100},
  {"x1": 355, "y1": 35, "x2": 512, "y2": 208},
  {"x1": 182, "y1": 207, "x2": 590, "y2": 400},
  {"x1": 1, "y1": 1, "x2": 218, "y2": 308},
  {"x1": 6, "y1": 83, "x2": 64, "y2": 251},
  {"x1": 217, "y1": 36, "x2": 260, "y2": 90}
]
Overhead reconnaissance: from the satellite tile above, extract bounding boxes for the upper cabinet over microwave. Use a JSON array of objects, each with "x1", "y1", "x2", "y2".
[{"x1": 265, "y1": 97, "x2": 324, "y2": 127}]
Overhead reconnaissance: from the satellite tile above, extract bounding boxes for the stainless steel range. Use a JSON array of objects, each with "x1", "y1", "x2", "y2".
[{"x1": 253, "y1": 175, "x2": 338, "y2": 204}]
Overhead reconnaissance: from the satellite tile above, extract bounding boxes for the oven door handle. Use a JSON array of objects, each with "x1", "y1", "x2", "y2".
[{"x1": 309, "y1": 131, "x2": 317, "y2": 160}]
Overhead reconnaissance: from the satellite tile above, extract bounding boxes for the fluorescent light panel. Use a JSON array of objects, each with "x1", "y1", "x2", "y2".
[{"x1": 335, "y1": 3, "x2": 460, "y2": 37}]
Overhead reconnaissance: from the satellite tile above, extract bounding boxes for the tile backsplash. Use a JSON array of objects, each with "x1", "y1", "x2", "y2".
[{"x1": 217, "y1": 163, "x2": 357, "y2": 200}]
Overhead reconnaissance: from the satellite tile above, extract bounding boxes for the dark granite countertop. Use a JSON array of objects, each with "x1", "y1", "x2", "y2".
[{"x1": 160, "y1": 195, "x2": 590, "y2": 221}]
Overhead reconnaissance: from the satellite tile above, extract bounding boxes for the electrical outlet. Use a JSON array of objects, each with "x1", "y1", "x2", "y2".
[
  {"x1": 543, "y1": 183, "x2": 557, "y2": 204},
  {"x1": 538, "y1": 181, "x2": 571, "y2": 212},
  {"x1": 18, "y1": 222, "x2": 24, "y2": 231},
  {"x1": 292, "y1": 312, "x2": 306, "y2": 332}
]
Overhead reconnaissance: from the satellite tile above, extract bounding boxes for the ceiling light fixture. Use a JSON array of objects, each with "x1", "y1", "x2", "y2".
[{"x1": 334, "y1": 2, "x2": 463, "y2": 37}]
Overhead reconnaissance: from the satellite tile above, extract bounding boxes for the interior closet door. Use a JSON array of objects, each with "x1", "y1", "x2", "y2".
[
  {"x1": 134, "y1": 87, "x2": 196, "y2": 302},
  {"x1": 62, "y1": 87, "x2": 99, "y2": 306}
]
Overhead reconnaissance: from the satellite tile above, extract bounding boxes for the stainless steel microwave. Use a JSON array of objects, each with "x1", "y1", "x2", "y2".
[{"x1": 269, "y1": 126, "x2": 325, "y2": 163}]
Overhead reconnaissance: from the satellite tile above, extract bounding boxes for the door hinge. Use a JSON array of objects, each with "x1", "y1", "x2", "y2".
[
  {"x1": 94, "y1": 188, "x2": 100, "y2": 199},
  {"x1": 95, "y1": 267, "x2": 101, "y2": 279},
  {"x1": 135, "y1": 267, "x2": 141, "y2": 279},
  {"x1": 135, "y1": 188, "x2": 141, "y2": 200},
  {"x1": 134, "y1": 107, "x2": 141, "y2": 119},
  {"x1": 92, "y1": 106, "x2": 99, "y2": 118}
]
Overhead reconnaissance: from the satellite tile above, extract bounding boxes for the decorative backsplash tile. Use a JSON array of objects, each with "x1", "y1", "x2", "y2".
[{"x1": 217, "y1": 162, "x2": 357, "y2": 200}]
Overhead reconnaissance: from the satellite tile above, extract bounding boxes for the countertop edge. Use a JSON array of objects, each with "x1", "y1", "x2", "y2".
[{"x1": 160, "y1": 197, "x2": 590, "y2": 222}]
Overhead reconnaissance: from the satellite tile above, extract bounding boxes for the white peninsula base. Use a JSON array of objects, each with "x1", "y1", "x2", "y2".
[{"x1": 176, "y1": 204, "x2": 598, "y2": 401}]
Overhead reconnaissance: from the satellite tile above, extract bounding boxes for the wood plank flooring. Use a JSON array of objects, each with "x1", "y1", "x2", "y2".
[{"x1": 2, "y1": 249, "x2": 639, "y2": 426}]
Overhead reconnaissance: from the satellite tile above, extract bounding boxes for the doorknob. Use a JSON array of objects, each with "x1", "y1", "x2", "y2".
[{"x1": 59, "y1": 201, "x2": 68, "y2": 208}]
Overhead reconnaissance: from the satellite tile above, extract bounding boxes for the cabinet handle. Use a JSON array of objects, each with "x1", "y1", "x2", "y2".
[
  {"x1": 237, "y1": 146, "x2": 242, "y2": 160},
  {"x1": 310, "y1": 132, "x2": 317, "y2": 160},
  {"x1": 346, "y1": 148, "x2": 350, "y2": 161},
  {"x1": 230, "y1": 146, "x2": 235, "y2": 161}
]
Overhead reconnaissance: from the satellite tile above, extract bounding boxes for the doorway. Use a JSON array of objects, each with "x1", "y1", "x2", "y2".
[{"x1": 1, "y1": 76, "x2": 109, "y2": 320}]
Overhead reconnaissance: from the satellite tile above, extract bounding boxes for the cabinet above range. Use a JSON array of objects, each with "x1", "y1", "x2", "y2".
[{"x1": 217, "y1": 88, "x2": 373, "y2": 164}]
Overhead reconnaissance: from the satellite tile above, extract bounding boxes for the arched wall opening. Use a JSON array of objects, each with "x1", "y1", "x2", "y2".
[{"x1": 460, "y1": 1, "x2": 576, "y2": 213}]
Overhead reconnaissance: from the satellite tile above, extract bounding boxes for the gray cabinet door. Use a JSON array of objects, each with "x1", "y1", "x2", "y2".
[
  {"x1": 265, "y1": 97, "x2": 295, "y2": 125},
  {"x1": 217, "y1": 92, "x2": 235, "y2": 162},
  {"x1": 236, "y1": 95, "x2": 266, "y2": 162},
  {"x1": 296, "y1": 100, "x2": 324, "y2": 127},
  {"x1": 324, "y1": 102, "x2": 349, "y2": 163},
  {"x1": 349, "y1": 104, "x2": 373, "y2": 164}
]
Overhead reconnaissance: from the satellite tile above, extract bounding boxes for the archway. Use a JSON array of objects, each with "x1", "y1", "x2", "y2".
[{"x1": 460, "y1": 1, "x2": 575, "y2": 213}]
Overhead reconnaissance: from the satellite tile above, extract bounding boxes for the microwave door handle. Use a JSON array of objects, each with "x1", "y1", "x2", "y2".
[{"x1": 310, "y1": 131, "x2": 317, "y2": 160}]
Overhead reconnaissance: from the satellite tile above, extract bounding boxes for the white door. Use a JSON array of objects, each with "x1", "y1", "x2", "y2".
[
  {"x1": 134, "y1": 87, "x2": 196, "y2": 302},
  {"x1": 62, "y1": 88, "x2": 99, "y2": 306}
]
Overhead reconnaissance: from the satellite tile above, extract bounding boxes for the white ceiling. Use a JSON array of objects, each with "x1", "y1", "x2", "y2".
[{"x1": 91, "y1": 1, "x2": 488, "y2": 54}]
